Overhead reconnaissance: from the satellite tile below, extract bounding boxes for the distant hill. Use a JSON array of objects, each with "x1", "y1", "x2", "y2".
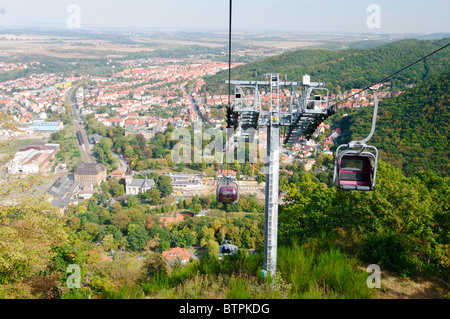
[
  {"x1": 203, "y1": 38, "x2": 450, "y2": 95},
  {"x1": 334, "y1": 70, "x2": 450, "y2": 177}
]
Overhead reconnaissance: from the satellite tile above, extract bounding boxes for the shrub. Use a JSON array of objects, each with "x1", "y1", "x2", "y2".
[
  {"x1": 358, "y1": 232, "x2": 417, "y2": 277},
  {"x1": 278, "y1": 238, "x2": 372, "y2": 299}
]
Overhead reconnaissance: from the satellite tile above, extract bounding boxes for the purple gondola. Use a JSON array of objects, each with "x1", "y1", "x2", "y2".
[
  {"x1": 217, "y1": 180, "x2": 239, "y2": 204},
  {"x1": 334, "y1": 148, "x2": 378, "y2": 191}
]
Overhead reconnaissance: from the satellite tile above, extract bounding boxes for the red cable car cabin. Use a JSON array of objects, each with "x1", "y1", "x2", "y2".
[
  {"x1": 217, "y1": 180, "x2": 239, "y2": 204},
  {"x1": 333, "y1": 93, "x2": 380, "y2": 192},
  {"x1": 334, "y1": 146, "x2": 378, "y2": 191},
  {"x1": 337, "y1": 155, "x2": 373, "y2": 190}
]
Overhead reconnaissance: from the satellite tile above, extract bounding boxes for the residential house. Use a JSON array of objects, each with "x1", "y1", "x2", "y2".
[
  {"x1": 216, "y1": 170, "x2": 236, "y2": 179},
  {"x1": 110, "y1": 170, "x2": 125, "y2": 180},
  {"x1": 162, "y1": 247, "x2": 190, "y2": 265},
  {"x1": 158, "y1": 212, "x2": 193, "y2": 227}
]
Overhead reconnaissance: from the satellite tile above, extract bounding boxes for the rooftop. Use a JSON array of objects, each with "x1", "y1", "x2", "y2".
[
  {"x1": 74, "y1": 163, "x2": 106, "y2": 175},
  {"x1": 29, "y1": 120, "x2": 62, "y2": 126},
  {"x1": 162, "y1": 247, "x2": 190, "y2": 261},
  {"x1": 49, "y1": 175, "x2": 80, "y2": 209},
  {"x1": 110, "y1": 169, "x2": 125, "y2": 176},
  {"x1": 128, "y1": 176, "x2": 155, "y2": 188}
]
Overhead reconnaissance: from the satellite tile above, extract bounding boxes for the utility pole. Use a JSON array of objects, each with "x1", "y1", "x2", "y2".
[{"x1": 226, "y1": 74, "x2": 335, "y2": 278}]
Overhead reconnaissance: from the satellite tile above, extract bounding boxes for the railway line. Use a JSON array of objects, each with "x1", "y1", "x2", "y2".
[{"x1": 65, "y1": 85, "x2": 95, "y2": 164}]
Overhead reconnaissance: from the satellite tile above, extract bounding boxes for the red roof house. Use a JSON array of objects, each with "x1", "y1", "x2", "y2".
[{"x1": 162, "y1": 247, "x2": 190, "y2": 264}]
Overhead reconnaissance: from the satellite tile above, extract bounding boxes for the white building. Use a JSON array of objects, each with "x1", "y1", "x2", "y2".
[
  {"x1": 125, "y1": 175, "x2": 155, "y2": 195},
  {"x1": 5, "y1": 142, "x2": 59, "y2": 174},
  {"x1": 5, "y1": 149, "x2": 40, "y2": 174},
  {"x1": 164, "y1": 172, "x2": 205, "y2": 188}
]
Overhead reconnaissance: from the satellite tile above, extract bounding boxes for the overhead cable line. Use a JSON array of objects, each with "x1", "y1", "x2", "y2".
[{"x1": 226, "y1": 0, "x2": 233, "y2": 129}]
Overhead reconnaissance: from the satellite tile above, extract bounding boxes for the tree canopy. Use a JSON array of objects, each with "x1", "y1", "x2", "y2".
[
  {"x1": 335, "y1": 70, "x2": 450, "y2": 177},
  {"x1": 204, "y1": 38, "x2": 450, "y2": 95}
]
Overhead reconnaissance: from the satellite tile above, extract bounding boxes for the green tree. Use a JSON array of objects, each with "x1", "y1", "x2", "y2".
[
  {"x1": 198, "y1": 225, "x2": 215, "y2": 247},
  {"x1": 192, "y1": 203, "x2": 202, "y2": 214},
  {"x1": 165, "y1": 154, "x2": 174, "y2": 167},
  {"x1": 127, "y1": 224, "x2": 149, "y2": 251},
  {"x1": 146, "y1": 189, "x2": 162, "y2": 205},
  {"x1": 0, "y1": 174, "x2": 68, "y2": 292},
  {"x1": 156, "y1": 175, "x2": 173, "y2": 198},
  {"x1": 141, "y1": 253, "x2": 167, "y2": 281},
  {"x1": 124, "y1": 145, "x2": 134, "y2": 158},
  {"x1": 110, "y1": 211, "x2": 131, "y2": 232},
  {"x1": 278, "y1": 160, "x2": 448, "y2": 276},
  {"x1": 102, "y1": 234, "x2": 117, "y2": 252},
  {"x1": 206, "y1": 239, "x2": 219, "y2": 259},
  {"x1": 109, "y1": 179, "x2": 125, "y2": 197}
]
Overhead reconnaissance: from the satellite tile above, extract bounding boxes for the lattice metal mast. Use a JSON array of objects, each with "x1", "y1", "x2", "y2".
[{"x1": 226, "y1": 74, "x2": 335, "y2": 277}]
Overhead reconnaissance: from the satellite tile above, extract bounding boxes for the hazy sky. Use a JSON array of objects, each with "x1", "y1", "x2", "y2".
[{"x1": 1, "y1": 0, "x2": 449, "y2": 34}]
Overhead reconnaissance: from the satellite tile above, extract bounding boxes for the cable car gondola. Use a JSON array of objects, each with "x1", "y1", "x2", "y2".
[
  {"x1": 216, "y1": 134, "x2": 239, "y2": 205},
  {"x1": 216, "y1": 177, "x2": 239, "y2": 204},
  {"x1": 333, "y1": 143, "x2": 378, "y2": 191},
  {"x1": 333, "y1": 92, "x2": 380, "y2": 191},
  {"x1": 219, "y1": 240, "x2": 238, "y2": 256}
]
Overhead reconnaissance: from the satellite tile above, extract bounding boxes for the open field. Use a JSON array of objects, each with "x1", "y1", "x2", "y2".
[
  {"x1": 0, "y1": 29, "x2": 402, "y2": 61},
  {"x1": 0, "y1": 39, "x2": 153, "y2": 59}
]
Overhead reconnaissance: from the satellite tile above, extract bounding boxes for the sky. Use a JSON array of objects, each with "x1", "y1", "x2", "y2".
[{"x1": 0, "y1": 0, "x2": 449, "y2": 34}]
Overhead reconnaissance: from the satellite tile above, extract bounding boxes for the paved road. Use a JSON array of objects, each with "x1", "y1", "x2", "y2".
[
  {"x1": 111, "y1": 150, "x2": 128, "y2": 172},
  {"x1": 187, "y1": 81, "x2": 205, "y2": 123}
]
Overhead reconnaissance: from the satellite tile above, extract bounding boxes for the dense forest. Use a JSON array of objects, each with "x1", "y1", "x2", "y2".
[
  {"x1": 334, "y1": 69, "x2": 449, "y2": 177},
  {"x1": 278, "y1": 161, "x2": 449, "y2": 278},
  {"x1": 204, "y1": 38, "x2": 450, "y2": 94}
]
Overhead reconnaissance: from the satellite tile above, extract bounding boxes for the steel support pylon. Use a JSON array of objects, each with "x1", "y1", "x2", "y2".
[
  {"x1": 263, "y1": 73, "x2": 280, "y2": 277},
  {"x1": 263, "y1": 123, "x2": 280, "y2": 277},
  {"x1": 226, "y1": 73, "x2": 333, "y2": 279}
]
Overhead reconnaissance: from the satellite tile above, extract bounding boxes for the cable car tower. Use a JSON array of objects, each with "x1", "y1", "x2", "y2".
[{"x1": 225, "y1": 73, "x2": 336, "y2": 277}]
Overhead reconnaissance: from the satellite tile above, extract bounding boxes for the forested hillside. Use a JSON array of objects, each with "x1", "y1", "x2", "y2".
[
  {"x1": 334, "y1": 69, "x2": 449, "y2": 177},
  {"x1": 278, "y1": 160, "x2": 449, "y2": 278},
  {"x1": 204, "y1": 38, "x2": 450, "y2": 94}
]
